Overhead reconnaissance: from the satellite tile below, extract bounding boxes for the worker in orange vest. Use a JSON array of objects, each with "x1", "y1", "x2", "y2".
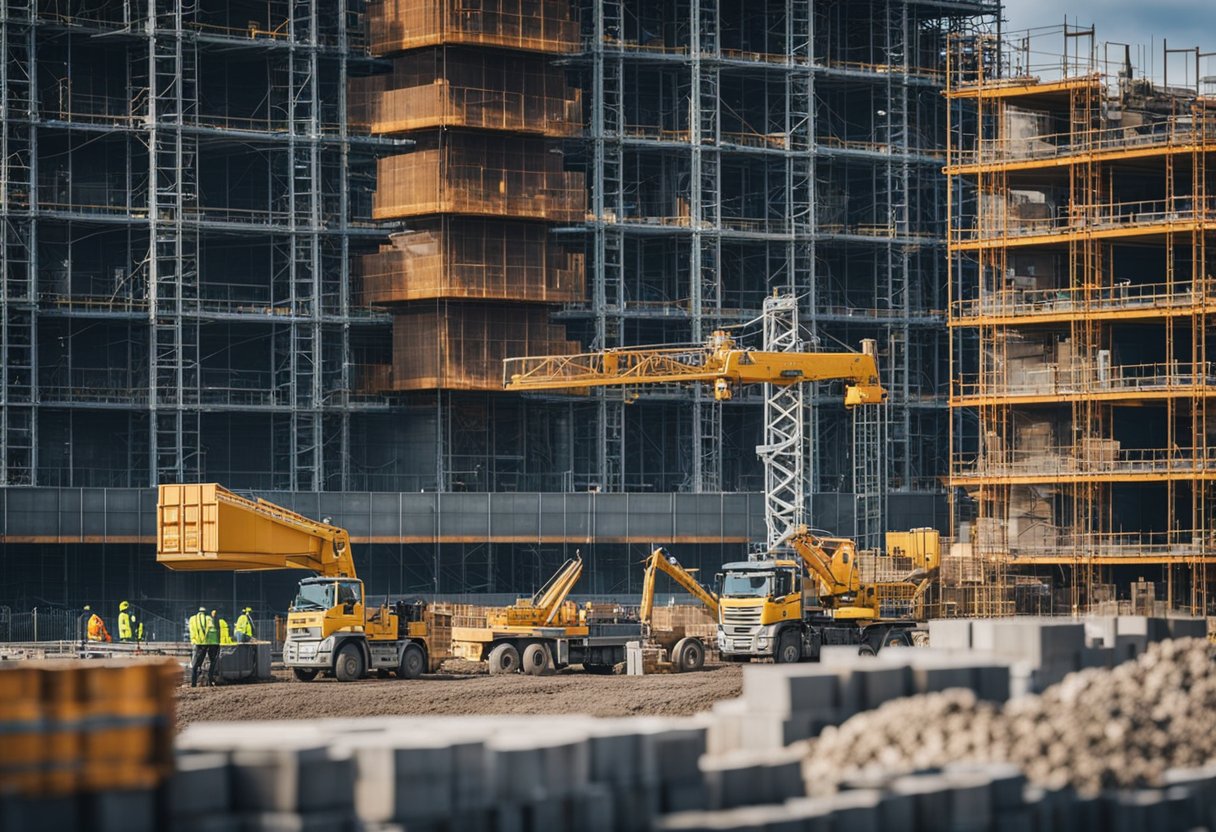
[{"x1": 85, "y1": 605, "x2": 111, "y2": 642}]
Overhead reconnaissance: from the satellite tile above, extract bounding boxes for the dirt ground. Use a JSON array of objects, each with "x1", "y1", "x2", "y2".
[{"x1": 176, "y1": 661, "x2": 743, "y2": 728}]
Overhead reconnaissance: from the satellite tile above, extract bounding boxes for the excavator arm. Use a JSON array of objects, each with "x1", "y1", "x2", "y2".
[
  {"x1": 157, "y1": 483, "x2": 357, "y2": 578},
  {"x1": 504, "y1": 331, "x2": 885, "y2": 405},
  {"x1": 639, "y1": 547, "x2": 720, "y2": 625},
  {"x1": 785, "y1": 526, "x2": 862, "y2": 606}
]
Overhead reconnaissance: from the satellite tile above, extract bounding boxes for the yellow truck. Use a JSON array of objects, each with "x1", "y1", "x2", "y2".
[
  {"x1": 716, "y1": 527, "x2": 940, "y2": 662},
  {"x1": 451, "y1": 553, "x2": 644, "y2": 675},
  {"x1": 157, "y1": 483, "x2": 448, "y2": 682}
]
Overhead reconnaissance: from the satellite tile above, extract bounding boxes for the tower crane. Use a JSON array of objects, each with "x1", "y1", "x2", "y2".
[{"x1": 504, "y1": 294, "x2": 885, "y2": 549}]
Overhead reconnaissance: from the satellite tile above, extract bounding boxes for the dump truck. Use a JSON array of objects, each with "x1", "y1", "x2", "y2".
[
  {"x1": 451, "y1": 553, "x2": 643, "y2": 675},
  {"x1": 716, "y1": 526, "x2": 940, "y2": 662},
  {"x1": 638, "y1": 546, "x2": 719, "y2": 672},
  {"x1": 157, "y1": 483, "x2": 449, "y2": 682}
]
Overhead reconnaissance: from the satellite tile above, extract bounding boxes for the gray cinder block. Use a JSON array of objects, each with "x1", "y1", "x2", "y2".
[
  {"x1": 855, "y1": 664, "x2": 911, "y2": 710},
  {"x1": 742, "y1": 665, "x2": 840, "y2": 718},
  {"x1": 169, "y1": 752, "x2": 232, "y2": 817},
  {"x1": 87, "y1": 789, "x2": 156, "y2": 832},
  {"x1": 943, "y1": 771, "x2": 992, "y2": 832},
  {"x1": 1166, "y1": 617, "x2": 1207, "y2": 640},
  {"x1": 825, "y1": 789, "x2": 882, "y2": 832},
  {"x1": 891, "y1": 773, "x2": 954, "y2": 832},
  {"x1": 230, "y1": 742, "x2": 355, "y2": 814},
  {"x1": 238, "y1": 811, "x2": 358, "y2": 832},
  {"x1": 928, "y1": 619, "x2": 973, "y2": 649}
]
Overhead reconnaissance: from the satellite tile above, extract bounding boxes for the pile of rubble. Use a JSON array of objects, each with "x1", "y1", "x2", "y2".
[{"x1": 803, "y1": 638, "x2": 1216, "y2": 796}]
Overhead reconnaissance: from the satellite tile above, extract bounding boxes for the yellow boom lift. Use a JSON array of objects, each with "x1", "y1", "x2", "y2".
[
  {"x1": 451, "y1": 552, "x2": 644, "y2": 675},
  {"x1": 157, "y1": 483, "x2": 448, "y2": 682}
]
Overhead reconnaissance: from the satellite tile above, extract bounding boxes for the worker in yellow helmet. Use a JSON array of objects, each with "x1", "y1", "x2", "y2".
[
  {"x1": 118, "y1": 600, "x2": 134, "y2": 642},
  {"x1": 219, "y1": 616, "x2": 234, "y2": 645},
  {"x1": 234, "y1": 607, "x2": 254, "y2": 643},
  {"x1": 188, "y1": 606, "x2": 219, "y2": 687}
]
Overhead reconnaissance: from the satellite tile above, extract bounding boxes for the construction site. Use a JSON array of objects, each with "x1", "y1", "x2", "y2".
[
  {"x1": 0, "y1": 0, "x2": 994, "y2": 617},
  {"x1": 5, "y1": 2, "x2": 1216, "y2": 830}
]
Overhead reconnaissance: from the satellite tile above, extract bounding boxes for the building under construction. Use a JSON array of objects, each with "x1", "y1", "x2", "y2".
[
  {"x1": 0, "y1": 0, "x2": 999, "y2": 615},
  {"x1": 945, "y1": 27, "x2": 1216, "y2": 616}
]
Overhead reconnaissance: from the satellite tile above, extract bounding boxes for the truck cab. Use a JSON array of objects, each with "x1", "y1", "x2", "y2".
[{"x1": 715, "y1": 559, "x2": 804, "y2": 660}]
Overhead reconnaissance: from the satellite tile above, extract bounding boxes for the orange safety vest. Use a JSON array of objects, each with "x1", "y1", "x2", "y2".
[{"x1": 87, "y1": 614, "x2": 111, "y2": 642}]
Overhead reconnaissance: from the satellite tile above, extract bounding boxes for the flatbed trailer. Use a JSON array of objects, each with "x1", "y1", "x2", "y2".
[{"x1": 452, "y1": 622, "x2": 644, "y2": 675}]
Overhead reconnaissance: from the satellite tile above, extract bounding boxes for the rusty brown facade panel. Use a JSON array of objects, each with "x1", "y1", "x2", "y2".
[{"x1": 366, "y1": 0, "x2": 579, "y2": 57}]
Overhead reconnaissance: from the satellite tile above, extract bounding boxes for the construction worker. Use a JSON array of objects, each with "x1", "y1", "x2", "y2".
[
  {"x1": 219, "y1": 616, "x2": 234, "y2": 645},
  {"x1": 188, "y1": 606, "x2": 219, "y2": 687},
  {"x1": 86, "y1": 606, "x2": 111, "y2": 643},
  {"x1": 234, "y1": 607, "x2": 254, "y2": 643},
  {"x1": 118, "y1": 600, "x2": 134, "y2": 642}
]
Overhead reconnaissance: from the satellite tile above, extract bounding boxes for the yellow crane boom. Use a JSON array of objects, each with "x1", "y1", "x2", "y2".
[
  {"x1": 639, "y1": 547, "x2": 720, "y2": 625},
  {"x1": 785, "y1": 527, "x2": 863, "y2": 607},
  {"x1": 157, "y1": 483, "x2": 357, "y2": 578},
  {"x1": 503, "y1": 330, "x2": 885, "y2": 405}
]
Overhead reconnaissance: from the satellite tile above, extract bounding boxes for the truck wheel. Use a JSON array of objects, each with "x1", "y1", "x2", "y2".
[
  {"x1": 885, "y1": 630, "x2": 912, "y2": 648},
  {"x1": 775, "y1": 631, "x2": 801, "y2": 664},
  {"x1": 292, "y1": 668, "x2": 318, "y2": 682},
  {"x1": 487, "y1": 643, "x2": 520, "y2": 675},
  {"x1": 334, "y1": 643, "x2": 365, "y2": 682},
  {"x1": 522, "y1": 643, "x2": 553, "y2": 676},
  {"x1": 398, "y1": 643, "x2": 425, "y2": 680},
  {"x1": 858, "y1": 643, "x2": 877, "y2": 657},
  {"x1": 672, "y1": 637, "x2": 706, "y2": 673}
]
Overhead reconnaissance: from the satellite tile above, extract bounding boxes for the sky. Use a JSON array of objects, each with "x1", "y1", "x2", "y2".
[{"x1": 1002, "y1": 0, "x2": 1216, "y2": 82}]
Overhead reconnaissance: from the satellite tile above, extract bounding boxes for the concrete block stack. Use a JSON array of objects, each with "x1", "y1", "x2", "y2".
[
  {"x1": 657, "y1": 761, "x2": 1216, "y2": 832},
  {"x1": 168, "y1": 714, "x2": 718, "y2": 832}
]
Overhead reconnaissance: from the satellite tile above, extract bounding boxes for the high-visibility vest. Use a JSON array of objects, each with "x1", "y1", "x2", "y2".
[
  {"x1": 118, "y1": 611, "x2": 133, "y2": 641},
  {"x1": 234, "y1": 614, "x2": 254, "y2": 639},
  {"x1": 219, "y1": 619, "x2": 234, "y2": 645},
  {"x1": 87, "y1": 614, "x2": 110, "y2": 642},
  {"x1": 190, "y1": 612, "x2": 215, "y2": 646}
]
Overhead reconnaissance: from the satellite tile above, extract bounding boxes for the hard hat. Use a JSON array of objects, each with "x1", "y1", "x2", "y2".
[
  {"x1": 83, "y1": 604, "x2": 91, "y2": 611},
  {"x1": 120, "y1": 600, "x2": 130, "y2": 610},
  {"x1": 243, "y1": 607, "x2": 253, "y2": 613},
  {"x1": 198, "y1": 606, "x2": 207, "y2": 612}
]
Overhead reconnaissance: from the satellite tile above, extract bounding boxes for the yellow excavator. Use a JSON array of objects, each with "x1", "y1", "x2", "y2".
[
  {"x1": 157, "y1": 483, "x2": 447, "y2": 682},
  {"x1": 451, "y1": 553, "x2": 644, "y2": 675},
  {"x1": 716, "y1": 526, "x2": 940, "y2": 662},
  {"x1": 638, "y1": 546, "x2": 719, "y2": 672}
]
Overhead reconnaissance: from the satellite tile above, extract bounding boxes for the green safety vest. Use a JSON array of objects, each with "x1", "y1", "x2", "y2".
[
  {"x1": 118, "y1": 611, "x2": 133, "y2": 640},
  {"x1": 190, "y1": 612, "x2": 217, "y2": 645},
  {"x1": 234, "y1": 614, "x2": 254, "y2": 639}
]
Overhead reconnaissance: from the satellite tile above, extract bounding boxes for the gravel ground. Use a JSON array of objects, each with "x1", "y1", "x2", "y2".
[{"x1": 176, "y1": 661, "x2": 742, "y2": 728}]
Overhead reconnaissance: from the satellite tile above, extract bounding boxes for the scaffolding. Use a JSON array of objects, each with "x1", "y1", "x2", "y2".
[
  {"x1": 0, "y1": 0, "x2": 394, "y2": 493},
  {"x1": 947, "y1": 26, "x2": 1216, "y2": 615}
]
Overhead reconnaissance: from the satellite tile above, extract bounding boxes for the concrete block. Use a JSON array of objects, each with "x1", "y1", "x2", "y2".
[
  {"x1": 854, "y1": 664, "x2": 911, "y2": 710},
  {"x1": 1083, "y1": 616, "x2": 1117, "y2": 649},
  {"x1": 336, "y1": 733, "x2": 455, "y2": 823},
  {"x1": 1116, "y1": 616, "x2": 1169, "y2": 644},
  {"x1": 825, "y1": 788, "x2": 882, "y2": 832},
  {"x1": 818, "y1": 645, "x2": 865, "y2": 665},
  {"x1": 492, "y1": 803, "x2": 525, "y2": 832},
  {"x1": 972, "y1": 618, "x2": 1083, "y2": 668},
  {"x1": 928, "y1": 619, "x2": 973, "y2": 649},
  {"x1": 1166, "y1": 616, "x2": 1207, "y2": 640},
  {"x1": 661, "y1": 778, "x2": 709, "y2": 814},
  {"x1": 1163, "y1": 765, "x2": 1216, "y2": 829},
  {"x1": 910, "y1": 663, "x2": 973, "y2": 695},
  {"x1": 742, "y1": 665, "x2": 840, "y2": 717},
  {"x1": 734, "y1": 711, "x2": 823, "y2": 752},
  {"x1": 0, "y1": 794, "x2": 81, "y2": 832},
  {"x1": 891, "y1": 773, "x2": 954, "y2": 832},
  {"x1": 169, "y1": 752, "x2": 231, "y2": 816},
  {"x1": 874, "y1": 790, "x2": 916, "y2": 832},
  {"x1": 945, "y1": 761, "x2": 1025, "y2": 811},
  {"x1": 1079, "y1": 646, "x2": 1115, "y2": 670},
  {"x1": 588, "y1": 723, "x2": 651, "y2": 785},
  {"x1": 612, "y1": 784, "x2": 660, "y2": 832},
  {"x1": 568, "y1": 784, "x2": 615, "y2": 832},
  {"x1": 86, "y1": 788, "x2": 156, "y2": 832},
  {"x1": 649, "y1": 725, "x2": 708, "y2": 782},
  {"x1": 782, "y1": 797, "x2": 840, "y2": 832},
  {"x1": 230, "y1": 742, "x2": 355, "y2": 814},
  {"x1": 626, "y1": 642, "x2": 644, "y2": 676},
  {"x1": 521, "y1": 797, "x2": 567, "y2": 832},
  {"x1": 973, "y1": 664, "x2": 1012, "y2": 702},
  {"x1": 173, "y1": 817, "x2": 243, "y2": 832},
  {"x1": 993, "y1": 811, "x2": 1034, "y2": 832},
  {"x1": 238, "y1": 811, "x2": 358, "y2": 832},
  {"x1": 943, "y1": 771, "x2": 992, "y2": 832}
]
